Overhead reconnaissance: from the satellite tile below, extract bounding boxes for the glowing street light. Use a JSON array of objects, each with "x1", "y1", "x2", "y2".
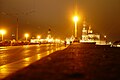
[
  {"x1": 73, "y1": 16, "x2": 79, "y2": 22},
  {"x1": 24, "y1": 33, "x2": 29, "y2": 41},
  {"x1": 104, "y1": 35, "x2": 106, "y2": 38},
  {"x1": 1, "y1": 11, "x2": 34, "y2": 41},
  {"x1": 73, "y1": 16, "x2": 79, "y2": 38},
  {"x1": 37, "y1": 35, "x2": 41, "y2": 39},
  {"x1": 0, "y1": 30, "x2": 6, "y2": 41},
  {"x1": 104, "y1": 35, "x2": 107, "y2": 44}
]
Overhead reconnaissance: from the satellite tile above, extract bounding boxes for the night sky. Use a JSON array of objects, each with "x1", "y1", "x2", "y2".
[{"x1": 0, "y1": 0, "x2": 120, "y2": 41}]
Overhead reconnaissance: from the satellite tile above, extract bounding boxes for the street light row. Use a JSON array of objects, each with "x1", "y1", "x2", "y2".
[
  {"x1": 24, "y1": 33, "x2": 41, "y2": 41},
  {"x1": 0, "y1": 15, "x2": 79, "y2": 42},
  {"x1": 0, "y1": 30, "x2": 41, "y2": 41}
]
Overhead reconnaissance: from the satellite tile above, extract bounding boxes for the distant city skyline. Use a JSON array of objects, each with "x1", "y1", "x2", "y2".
[{"x1": 0, "y1": 0, "x2": 120, "y2": 41}]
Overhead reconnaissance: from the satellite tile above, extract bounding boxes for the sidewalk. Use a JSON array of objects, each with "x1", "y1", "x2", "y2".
[{"x1": 3, "y1": 44, "x2": 120, "y2": 80}]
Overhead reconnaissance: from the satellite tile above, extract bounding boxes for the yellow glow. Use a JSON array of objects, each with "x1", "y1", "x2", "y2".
[
  {"x1": 0, "y1": 65, "x2": 8, "y2": 74},
  {"x1": 37, "y1": 54, "x2": 41, "y2": 60},
  {"x1": 24, "y1": 33, "x2": 29, "y2": 41},
  {"x1": 0, "y1": 30, "x2": 6, "y2": 35},
  {"x1": 24, "y1": 58, "x2": 30, "y2": 61},
  {"x1": 104, "y1": 35, "x2": 107, "y2": 38},
  {"x1": 73, "y1": 16, "x2": 79, "y2": 22},
  {"x1": 73, "y1": 16, "x2": 80, "y2": 37},
  {"x1": 25, "y1": 33, "x2": 29, "y2": 38},
  {"x1": 37, "y1": 35, "x2": 41, "y2": 39},
  {"x1": 0, "y1": 29, "x2": 6, "y2": 41},
  {"x1": 47, "y1": 51, "x2": 50, "y2": 55}
]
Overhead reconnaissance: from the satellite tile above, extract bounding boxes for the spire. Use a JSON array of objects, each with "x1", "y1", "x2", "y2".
[
  {"x1": 82, "y1": 18, "x2": 88, "y2": 41},
  {"x1": 48, "y1": 28, "x2": 51, "y2": 34},
  {"x1": 88, "y1": 25, "x2": 93, "y2": 34}
]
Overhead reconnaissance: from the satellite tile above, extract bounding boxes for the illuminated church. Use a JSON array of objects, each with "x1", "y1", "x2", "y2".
[
  {"x1": 80, "y1": 20, "x2": 106, "y2": 45},
  {"x1": 66, "y1": 20, "x2": 106, "y2": 45}
]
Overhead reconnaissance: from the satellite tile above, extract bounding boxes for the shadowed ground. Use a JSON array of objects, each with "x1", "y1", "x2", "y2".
[{"x1": 2, "y1": 44, "x2": 120, "y2": 80}]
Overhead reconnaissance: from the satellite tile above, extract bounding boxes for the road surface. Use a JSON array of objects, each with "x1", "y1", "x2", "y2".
[{"x1": 0, "y1": 44, "x2": 66, "y2": 79}]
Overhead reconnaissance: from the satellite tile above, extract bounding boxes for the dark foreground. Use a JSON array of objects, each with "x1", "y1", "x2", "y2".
[{"x1": 3, "y1": 44, "x2": 120, "y2": 80}]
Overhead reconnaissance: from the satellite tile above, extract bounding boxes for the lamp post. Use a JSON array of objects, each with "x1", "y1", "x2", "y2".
[
  {"x1": 1, "y1": 12, "x2": 19, "y2": 41},
  {"x1": 73, "y1": 16, "x2": 79, "y2": 38},
  {"x1": 25, "y1": 33, "x2": 29, "y2": 41},
  {"x1": 16, "y1": 17, "x2": 19, "y2": 41},
  {"x1": 37, "y1": 35, "x2": 41, "y2": 39},
  {"x1": 1, "y1": 11, "x2": 34, "y2": 41},
  {"x1": 104, "y1": 35, "x2": 107, "y2": 44},
  {"x1": 0, "y1": 30, "x2": 6, "y2": 41}
]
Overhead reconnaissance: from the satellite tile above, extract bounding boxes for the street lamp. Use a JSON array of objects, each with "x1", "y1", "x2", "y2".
[
  {"x1": 104, "y1": 35, "x2": 106, "y2": 38},
  {"x1": 16, "y1": 18, "x2": 19, "y2": 41},
  {"x1": 1, "y1": 12, "x2": 19, "y2": 41},
  {"x1": 37, "y1": 35, "x2": 41, "y2": 39},
  {"x1": 1, "y1": 11, "x2": 34, "y2": 41},
  {"x1": 0, "y1": 30, "x2": 6, "y2": 41},
  {"x1": 104, "y1": 35, "x2": 107, "y2": 44},
  {"x1": 73, "y1": 16, "x2": 79, "y2": 38},
  {"x1": 24, "y1": 33, "x2": 29, "y2": 41}
]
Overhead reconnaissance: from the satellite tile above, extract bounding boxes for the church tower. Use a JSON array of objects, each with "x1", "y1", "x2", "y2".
[
  {"x1": 82, "y1": 20, "x2": 88, "y2": 41},
  {"x1": 88, "y1": 25, "x2": 93, "y2": 34}
]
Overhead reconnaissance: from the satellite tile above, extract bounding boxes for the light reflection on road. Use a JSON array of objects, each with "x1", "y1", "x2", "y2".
[
  {"x1": 0, "y1": 45, "x2": 66, "y2": 79},
  {"x1": 0, "y1": 65, "x2": 8, "y2": 74},
  {"x1": 37, "y1": 54, "x2": 41, "y2": 60}
]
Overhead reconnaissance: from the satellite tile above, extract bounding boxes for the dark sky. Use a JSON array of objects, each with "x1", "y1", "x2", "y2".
[{"x1": 0, "y1": 0, "x2": 120, "y2": 41}]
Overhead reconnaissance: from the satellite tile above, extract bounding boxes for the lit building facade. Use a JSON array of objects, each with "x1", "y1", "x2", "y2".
[
  {"x1": 30, "y1": 29, "x2": 63, "y2": 44},
  {"x1": 30, "y1": 29, "x2": 53, "y2": 44},
  {"x1": 80, "y1": 20, "x2": 106, "y2": 45}
]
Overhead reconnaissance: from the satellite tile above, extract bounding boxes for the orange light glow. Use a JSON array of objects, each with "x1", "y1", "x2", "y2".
[
  {"x1": 25, "y1": 33, "x2": 29, "y2": 38},
  {"x1": 104, "y1": 35, "x2": 107, "y2": 38},
  {"x1": 24, "y1": 33, "x2": 29, "y2": 41},
  {"x1": 73, "y1": 16, "x2": 79, "y2": 22},
  {"x1": 0, "y1": 29, "x2": 6, "y2": 41},
  {"x1": 73, "y1": 16, "x2": 79, "y2": 37},
  {"x1": 37, "y1": 35, "x2": 41, "y2": 39},
  {"x1": 0, "y1": 30, "x2": 6, "y2": 35}
]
